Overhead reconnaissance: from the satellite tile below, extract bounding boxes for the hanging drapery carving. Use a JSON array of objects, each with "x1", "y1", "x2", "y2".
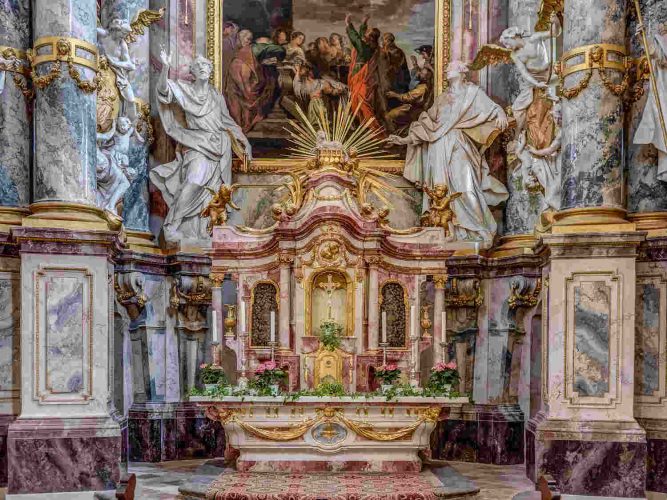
[
  {"x1": 381, "y1": 282, "x2": 408, "y2": 348},
  {"x1": 250, "y1": 281, "x2": 279, "y2": 346}
]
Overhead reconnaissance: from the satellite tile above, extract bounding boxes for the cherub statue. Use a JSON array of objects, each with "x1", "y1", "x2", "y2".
[
  {"x1": 471, "y1": 13, "x2": 561, "y2": 145},
  {"x1": 421, "y1": 184, "x2": 462, "y2": 238},
  {"x1": 97, "y1": 18, "x2": 137, "y2": 120},
  {"x1": 97, "y1": 9, "x2": 164, "y2": 121},
  {"x1": 200, "y1": 184, "x2": 240, "y2": 234},
  {"x1": 96, "y1": 116, "x2": 143, "y2": 215}
]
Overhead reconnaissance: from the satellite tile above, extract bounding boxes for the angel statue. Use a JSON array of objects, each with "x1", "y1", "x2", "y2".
[
  {"x1": 200, "y1": 184, "x2": 240, "y2": 235},
  {"x1": 97, "y1": 9, "x2": 164, "y2": 121},
  {"x1": 387, "y1": 60, "x2": 509, "y2": 242},
  {"x1": 96, "y1": 116, "x2": 143, "y2": 215},
  {"x1": 471, "y1": 13, "x2": 561, "y2": 149},
  {"x1": 149, "y1": 50, "x2": 252, "y2": 243},
  {"x1": 420, "y1": 184, "x2": 462, "y2": 239}
]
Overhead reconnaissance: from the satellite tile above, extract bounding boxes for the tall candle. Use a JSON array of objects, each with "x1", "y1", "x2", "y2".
[
  {"x1": 240, "y1": 301, "x2": 246, "y2": 333},
  {"x1": 410, "y1": 305, "x2": 416, "y2": 339},
  {"x1": 270, "y1": 310, "x2": 276, "y2": 343},
  {"x1": 212, "y1": 310, "x2": 219, "y2": 343},
  {"x1": 441, "y1": 311, "x2": 446, "y2": 341},
  {"x1": 381, "y1": 310, "x2": 387, "y2": 344}
]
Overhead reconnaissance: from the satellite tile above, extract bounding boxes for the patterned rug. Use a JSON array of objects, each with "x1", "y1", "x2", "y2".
[{"x1": 205, "y1": 471, "x2": 446, "y2": 500}]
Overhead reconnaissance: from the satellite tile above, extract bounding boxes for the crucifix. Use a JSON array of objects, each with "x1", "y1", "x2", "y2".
[{"x1": 318, "y1": 273, "x2": 342, "y2": 321}]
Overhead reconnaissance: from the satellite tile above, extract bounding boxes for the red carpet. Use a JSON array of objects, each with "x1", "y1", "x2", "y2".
[{"x1": 206, "y1": 471, "x2": 444, "y2": 499}]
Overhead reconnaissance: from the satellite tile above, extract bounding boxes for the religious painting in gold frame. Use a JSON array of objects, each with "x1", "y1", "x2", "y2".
[
  {"x1": 305, "y1": 270, "x2": 354, "y2": 338},
  {"x1": 206, "y1": 0, "x2": 451, "y2": 171}
]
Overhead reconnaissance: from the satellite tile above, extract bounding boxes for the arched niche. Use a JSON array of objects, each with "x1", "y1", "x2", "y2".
[
  {"x1": 380, "y1": 280, "x2": 408, "y2": 348},
  {"x1": 249, "y1": 280, "x2": 279, "y2": 347},
  {"x1": 306, "y1": 270, "x2": 354, "y2": 337}
]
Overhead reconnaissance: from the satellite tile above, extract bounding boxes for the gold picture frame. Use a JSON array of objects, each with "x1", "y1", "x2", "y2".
[{"x1": 206, "y1": 0, "x2": 451, "y2": 173}]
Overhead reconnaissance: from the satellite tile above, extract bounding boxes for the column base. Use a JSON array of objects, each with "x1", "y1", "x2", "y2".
[
  {"x1": 431, "y1": 404, "x2": 524, "y2": 465},
  {"x1": 552, "y1": 207, "x2": 635, "y2": 234},
  {"x1": 7, "y1": 417, "x2": 121, "y2": 495},
  {"x1": 639, "y1": 418, "x2": 667, "y2": 493},
  {"x1": 527, "y1": 414, "x2": 647, "y2": 497}
]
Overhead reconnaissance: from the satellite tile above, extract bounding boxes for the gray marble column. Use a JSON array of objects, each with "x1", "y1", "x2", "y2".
[
  {"x1": 560, "y1": 0, "x2": 626, "y2": 211},
  {"x1": 33, "y1": 0, "x2": 97, "y2": 205},
  {"x1": 627, "y1": 0, "x2": 667, "y2": 214},
  {"x1": 0, "y1": 1, "x2": 30, "y2": 208},
  {"x1": 101, "y1": 0, "x2": 152, "y2": 231}
]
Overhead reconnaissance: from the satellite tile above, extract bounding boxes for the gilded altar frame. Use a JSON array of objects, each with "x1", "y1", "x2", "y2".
[{"x1": 205, "y1": 0, "x2": 451, "y2": 173}]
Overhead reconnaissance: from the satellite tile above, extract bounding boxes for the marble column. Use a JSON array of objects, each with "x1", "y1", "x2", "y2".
[
  {"x1": 432, "y1": 275, "x2": 446, "y2": 363},
  {"x1": 0, "y1": 0, "x2": 31, "y2": 209},
  {"x1": 32, "y1": 0, "x2": 98, "y2": 209},
  {"x1": 626, "y1": 0, "x2": 667, "y2": 230},
  {"x1": 278, "y1": 254, "x2": 292, "y2": 350},
  {"x1": 367, "y1": 261, "x2": 380, "y2": 350},
  {"x1": 558, "y1": 0, "x2": 627, "y2": 220}
]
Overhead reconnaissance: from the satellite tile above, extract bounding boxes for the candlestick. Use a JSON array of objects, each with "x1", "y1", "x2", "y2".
[
  {"x1": 381, "y1": 310, "x2": 387, "y2": 344},
  {"x1": 270, "y1": 310, "x2": 276, "y2": 343},
  {"x1": 211, "y1": 310, "x2": 219, "y2": 343},
  {"x1": 410, "y1": 305, "x2": 416, "y2": 340}
]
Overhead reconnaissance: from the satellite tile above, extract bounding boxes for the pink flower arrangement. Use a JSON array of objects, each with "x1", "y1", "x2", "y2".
[
  {"x1": 433, "y1": 361, "x2": 457, "y2": 372},
  {"x1": 254, "y1": 360, "x2": 286, "y2": 386},
  {"x1": 428, "y1": 360, "x2": 459, "y2": 393},
  {"x1": 375, "y1": 363, "x2": 401, "y2": 385},
  {"x1": 255, "y1": 360, "x2": 277, "y2": 374}
]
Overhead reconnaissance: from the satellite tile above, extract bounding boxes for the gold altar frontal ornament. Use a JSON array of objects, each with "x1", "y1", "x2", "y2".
[{"x1": 204, "y1": 405, "x2": 442, "y2": 442}]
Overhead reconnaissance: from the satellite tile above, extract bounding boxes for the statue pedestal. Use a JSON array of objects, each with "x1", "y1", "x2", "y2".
[{"x1": 195, "y1": 396, "x2": 467, "y2": 473}]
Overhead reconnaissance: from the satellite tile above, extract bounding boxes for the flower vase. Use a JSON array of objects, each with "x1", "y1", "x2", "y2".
[
  {"x1": 204, "y1": 384, "x2": 217, "y2": 392},
  {"x1": 381, "y1": 384, "x2": 393, "y2": 394},
  {"x1": 443, "y1": 384, "x2": 452, "y2": 395},
  {"x1": 269, "y1": 384, "x2": 280, "y2": 396}
]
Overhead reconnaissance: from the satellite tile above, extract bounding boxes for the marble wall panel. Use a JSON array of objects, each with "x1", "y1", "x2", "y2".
[
  {"x1": 0, "y1": 274, "x2": 19, "y2": 413},
  {"x1": 572, "y1": 281, "x2": 611, "y2": 398}
]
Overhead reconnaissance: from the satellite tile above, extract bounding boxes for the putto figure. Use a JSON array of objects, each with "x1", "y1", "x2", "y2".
[
  {"x1": 421, "y1": 184, "x2": 462, "y2": 239},
  {"x1": 387, "y1": 60, "x2": 508, "y2": 242},
  {"x1": 96, "y1": 116, "x2": 142, "y2": 215},
  {"x1": 150, "y1": 50, "x2": 252, "y2": 243}
]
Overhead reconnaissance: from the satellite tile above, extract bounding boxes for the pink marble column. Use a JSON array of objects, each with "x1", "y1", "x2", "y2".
[
  {"x1": 367, "y1": 259, "x2": 380, "y2": 350},
  {"x1": 433, "y1": 275, "x2": 447, "y2": 363},
  {"x1": 278, "y1": 254, "x2": 293, "y2": 351}
]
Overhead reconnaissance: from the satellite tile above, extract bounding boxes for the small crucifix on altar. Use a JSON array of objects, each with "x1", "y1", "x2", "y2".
[{"x1": 318, "y1": 273, "x2": 342, "y2": 322}]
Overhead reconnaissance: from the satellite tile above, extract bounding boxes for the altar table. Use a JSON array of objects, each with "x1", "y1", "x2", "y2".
[{"x1": 193, "y1": 396, "x2": 468, "y2": 472}]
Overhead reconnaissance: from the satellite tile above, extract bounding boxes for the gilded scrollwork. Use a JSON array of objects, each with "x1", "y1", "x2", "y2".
[
  {"x1": 445, "y1": 278, "x2": 483, "y2": 308},
  {"x1": 115, "y1": 272, "x2": 148, "y2": 320},
  {"x1": 508, "y1": 277, "x2": 543, "y2": 310},
  {"x1": 0, "y1": 46, "x2": 33, "y2": 100}
]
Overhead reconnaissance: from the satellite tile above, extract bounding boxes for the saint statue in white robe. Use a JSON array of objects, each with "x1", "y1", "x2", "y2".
[
  {"x1": 634, "y1": 33, "x2": 667, "y2": 182},
  {"x1": 388, "y1": 61, "x2": 509, "y2": 242},
  {"x1": 150, "y1": 53, "x2": 251, "y2": 242}
]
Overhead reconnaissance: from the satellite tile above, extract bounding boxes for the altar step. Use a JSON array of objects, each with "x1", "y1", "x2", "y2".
[{"x1": 178, "y1": 460, "x2": 480, "y2": 500}]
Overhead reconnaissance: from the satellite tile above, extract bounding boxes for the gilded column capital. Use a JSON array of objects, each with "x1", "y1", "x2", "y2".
[
  {"x1": 209, "y1": 272, "x2": 225, "y2": 287},
  {"x1": 433, "y1": 274, "x2": 448, "y2": 289},
  {"x1": 279, "y1": 252, "x2": 295, "y2": 265}
]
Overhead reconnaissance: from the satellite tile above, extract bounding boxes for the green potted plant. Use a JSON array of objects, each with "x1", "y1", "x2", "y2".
[
  {"x1": 255, "y1": 360, "x2": 287, "y2": 396},
  {"x1": 318, "y1": 320, "x2": 343, "y2": 351},
  {"x1": 200, "y1": 363, "x2": 227, "y2": 391},
  {"x1": 375, "y1": 363, "x2": 401, "y2": 393},
  {"x1": 427, "y1": 361, "x2": 460, "y2": 395}
]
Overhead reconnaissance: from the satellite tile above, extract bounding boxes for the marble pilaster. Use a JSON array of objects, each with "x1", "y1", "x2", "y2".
[
  {"x1": 367, "y1": 262, "x2": 380, "y2": 350},
  {"x1": 0, "y1": 0, "x2": 30, "y2": 208},
  {"x1": 559, "y1": 0, "x2": 626, "y2": 214},
  {"x1": 433, "y1": 276, "x2": 446, "y2": 363},
  {"x1": 528, "y1": 233, "x2": 647, "y2": 495},
  {"x1": 278, "y1": 255, "x2": 292, "y2": 350}
]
